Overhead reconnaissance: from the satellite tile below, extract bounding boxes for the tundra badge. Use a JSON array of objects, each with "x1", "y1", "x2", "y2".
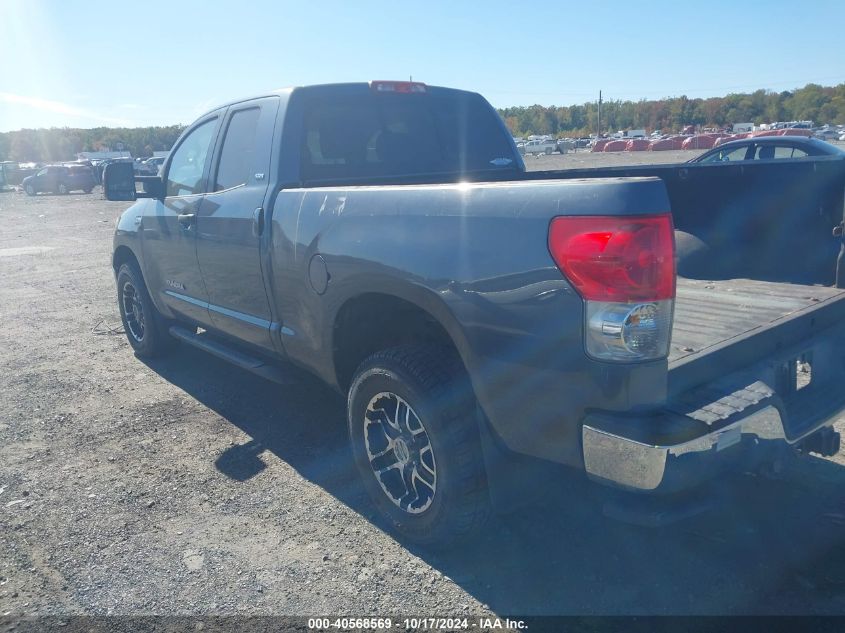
[{"x1": 165, "y1": 279, "x2": 185, "y2": 291}]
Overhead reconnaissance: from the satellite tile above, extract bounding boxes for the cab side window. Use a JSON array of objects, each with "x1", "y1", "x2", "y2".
[
  {"x1": 771, "y1": 145, "x2": 809, "y2": 159},
  {"x1": 166, "y1": 118, "x2": 217, "y2": 197},
  {"x1": 700, "y1": 146, "x2": 749, "y2": 163},
  {"x1": 214, "y1": 107, "x2": 261, "y2": 191}
]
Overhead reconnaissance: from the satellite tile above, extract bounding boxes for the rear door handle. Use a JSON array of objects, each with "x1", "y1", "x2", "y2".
[{"x1": 177, "y1": 213, "x2": 196, "y2": 228}]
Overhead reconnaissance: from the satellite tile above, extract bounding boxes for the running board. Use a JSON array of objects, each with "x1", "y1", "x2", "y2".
[{"x1": 169, "y1": 326, "x2": 297, "y2": 385}]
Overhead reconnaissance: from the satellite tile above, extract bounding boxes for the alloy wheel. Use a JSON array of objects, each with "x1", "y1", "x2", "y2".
[
  {"x1": 363, "y1": 392, "x2": 437, "y2": 514},
  {"x1": 121, "y1": 281, "x2": 146, "y2": 342}
]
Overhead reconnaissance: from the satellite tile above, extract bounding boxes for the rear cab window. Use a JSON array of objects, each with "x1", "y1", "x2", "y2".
[{"x1": 296, "y1": 86, "x2": 519, "y2": 184}]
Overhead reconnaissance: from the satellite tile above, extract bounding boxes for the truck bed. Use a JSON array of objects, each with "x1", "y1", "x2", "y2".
[
  {"x1": 671, "y1": 277, "x2": 845, "y2": 365},
  {"x1": 668, "y1": 277, "x2": 845, "y2": 402}
]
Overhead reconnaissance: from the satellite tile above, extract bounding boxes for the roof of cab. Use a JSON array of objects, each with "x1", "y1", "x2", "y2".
[{"x1": 195, "y1": 82, "x2": 480, "y2": 120}]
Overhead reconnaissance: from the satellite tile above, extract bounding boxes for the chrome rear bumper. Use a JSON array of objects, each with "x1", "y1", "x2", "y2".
[{"x1": 582, "y1": 403, "x2": 840, "y2": 493}]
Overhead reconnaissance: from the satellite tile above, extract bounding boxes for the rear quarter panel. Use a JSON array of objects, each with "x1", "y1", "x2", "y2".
[{"x1": 269, "y1": 178, "x2": 671, "y2": 467}]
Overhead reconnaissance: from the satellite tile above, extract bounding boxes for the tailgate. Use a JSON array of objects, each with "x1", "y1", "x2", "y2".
[{"x1": 668, "y1": 276, "x2": 845, "y2": 439}]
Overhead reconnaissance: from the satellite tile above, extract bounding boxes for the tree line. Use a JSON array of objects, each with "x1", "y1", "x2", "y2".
[
  {"x1": 498, "y1": 82, "x2": 845, "y2": 137},
  {"x1": 1, "y1": 82, "x2": 844, "y2": 162},
  {"x1": 0, "y1": 125, "x2": 185, "y2": 163}
]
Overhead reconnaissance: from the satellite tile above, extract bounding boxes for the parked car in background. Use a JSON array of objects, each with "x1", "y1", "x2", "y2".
[
  {"x1": 22, "y1": 164, "x2": 96, "y2": 195},
  {"x1": 134, "y1": 157, "x2": 166, "y2": 176},
  {"x1": 519, "y1": 138, "x2": 557, "y2": 155},
  {"x1": 814, "y1": 128, "x2": 840, "y2": 141},
  {"x1": 91, "y1": 158, "x2": 134, "y2": 184},
  {"x1": 0, "y1": 161, "x2": 17, "y2": 189},
  {"x1": 732, "y1": 122, "x2": 754, "y2": 134},
  {"x1": 690, "y1": 136, "x2": 844, "y2": 163},
  {"x1": 556, "y1": 138, "x2": 575, "y2": 153},
  {"x1": 144, "y1": 156, "x2": 167, "y2": 174}
]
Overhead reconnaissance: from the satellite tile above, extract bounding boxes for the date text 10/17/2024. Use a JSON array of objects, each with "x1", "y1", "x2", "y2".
[{"x1": 307, "y1": 617, "x2": 529, "y2": 630}]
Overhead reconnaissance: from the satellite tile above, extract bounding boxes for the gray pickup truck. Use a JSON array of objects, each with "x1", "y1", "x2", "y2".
[{"x1": 105, "y1": 81, "x2": 845, "y2": 546}]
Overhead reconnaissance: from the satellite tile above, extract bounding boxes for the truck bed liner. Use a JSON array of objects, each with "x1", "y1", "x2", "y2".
[{"x1": 671, "y1": 277, "x2": 845, "y2": 365}]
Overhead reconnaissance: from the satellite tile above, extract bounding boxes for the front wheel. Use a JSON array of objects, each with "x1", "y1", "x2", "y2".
[
  {"x1": 25, "y1": 184, "x2": 36, "y2": 196},
  {"x1": 348, "y1": 345, "x2": 489, "y2": 547},
  {"x1": 83, "y1": 187, "x2": 93, "y2": 194},
  {"x1": 116, "y1": 262, "x2": 178, "y2": 357}
]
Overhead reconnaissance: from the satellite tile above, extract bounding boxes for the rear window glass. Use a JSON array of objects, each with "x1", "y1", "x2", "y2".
[{"x1": 300, "y1": 92, "x2": 516, "y2": 183}]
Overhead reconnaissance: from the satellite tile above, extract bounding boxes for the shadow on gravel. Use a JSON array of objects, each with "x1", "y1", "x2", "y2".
[{"x1": 143, "y1": 346, "x2": 845, "y2": 615}]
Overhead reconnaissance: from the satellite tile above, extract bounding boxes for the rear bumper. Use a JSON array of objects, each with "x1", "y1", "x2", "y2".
[
  {"x1": 583, "y1": 383, "x2": 845, "y2": 494},
  {"x1": 583, "y1": 300, "x2": 845, "y2": 494}
]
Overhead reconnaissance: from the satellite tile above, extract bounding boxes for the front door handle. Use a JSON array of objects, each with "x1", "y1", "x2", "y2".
[
  {"x1": 177, "y1": 213, "x2": 196, "y2": 229},
  {"x1": 253, "y1": 207, "x2": 265, "y2": 237}
]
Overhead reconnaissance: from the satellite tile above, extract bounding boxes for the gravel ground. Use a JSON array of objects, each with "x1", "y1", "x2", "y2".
[{"x1": 2, "y1": 151, "x2": 845, "y2": 619}]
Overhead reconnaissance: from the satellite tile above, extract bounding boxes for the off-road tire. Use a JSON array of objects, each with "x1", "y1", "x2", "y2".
[
  {"x1": 348, "y1": 344, "x2": 489, "y2": 547},
  {"x1": 116, "y1": 261, "x2": 178, "y2": 357}
]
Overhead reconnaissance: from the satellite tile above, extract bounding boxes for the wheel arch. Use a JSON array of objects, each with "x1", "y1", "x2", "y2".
[
  {"x1": 112, "y1": 244, "x2": 140, "y2": 276},
  {"x1": 331, "y1": 288, "x2": 473, "y2": 395}
]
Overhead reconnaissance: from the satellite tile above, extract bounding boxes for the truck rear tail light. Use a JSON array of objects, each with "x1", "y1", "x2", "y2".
[
  {"x1": 548, "y1": 214, "x2": 676, "y2": 362},
  {"x1": 370, "y1": 80, "x2": 427, "y2": 94}
]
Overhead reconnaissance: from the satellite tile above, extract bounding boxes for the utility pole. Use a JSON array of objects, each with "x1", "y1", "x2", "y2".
[{"x1": 597, "y1": 90, "x2": 602, "y2": 137}]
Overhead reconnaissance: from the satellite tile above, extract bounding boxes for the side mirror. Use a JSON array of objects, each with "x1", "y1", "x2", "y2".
[
  {"x1": 103, "y1": 162, "x2": 136, "y2": 201},
  {"x1": 103, "y1": 162, "x2": 165, "y2": 201},
  {"x1": 137, "y1": 176, "x2": 165, "y2": 199}
]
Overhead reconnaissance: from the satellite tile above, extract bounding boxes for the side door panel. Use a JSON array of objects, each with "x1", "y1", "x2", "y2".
[
  {"x1": 141, "y1": 114, "x2": 222, "y2": 326},
  {"x1": 196, "y1": 97, "x2": 280, "y2": 351},
  {"x1": 45, "y1": 168, "x2": 60, "y2": 192}
]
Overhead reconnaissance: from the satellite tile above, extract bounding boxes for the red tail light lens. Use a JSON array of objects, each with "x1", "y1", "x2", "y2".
[{"x1": 548, "y1": 214, "x2": 675, "y2": 302}]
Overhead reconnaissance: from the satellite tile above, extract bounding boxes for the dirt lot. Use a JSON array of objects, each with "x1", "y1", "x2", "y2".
[
  {"x1": 3, "y1": 150, "x2": 845, "y2": 619},
  {"x1": 522, "y1": 147, "x2": 707, "y2": 169}
]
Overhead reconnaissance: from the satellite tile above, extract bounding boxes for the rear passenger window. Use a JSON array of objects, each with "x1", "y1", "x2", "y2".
[
  {"x1": 771, "y1": 146, "x2": 809, "y2": 159},
  {"x1": 214, "y1": 107, "x2": 261, "y2": 191}
]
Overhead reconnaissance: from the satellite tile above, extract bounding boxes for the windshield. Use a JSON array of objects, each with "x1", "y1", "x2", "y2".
[{"x1": 300, "y1": 91, "x2": 518, "y2": 183}]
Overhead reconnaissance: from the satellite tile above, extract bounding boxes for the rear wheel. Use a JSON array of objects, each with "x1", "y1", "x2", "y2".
[
  {"x1": 83, "y1": 187, "x2": 93, "y2": 194},
  {"x1": 348, "y1": 345, "x2": 489, "y2": 547},
  {"x1": 544, "y1": 147, "x2": 552, "y2": 155},
  {"x1": 116, "y1": 262, "x2": 178, "y2": 357}
]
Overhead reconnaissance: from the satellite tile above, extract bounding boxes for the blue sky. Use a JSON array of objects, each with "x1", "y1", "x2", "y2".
[{"x1": 1, "y1": 0, "x2": 844, "y2": 132}]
